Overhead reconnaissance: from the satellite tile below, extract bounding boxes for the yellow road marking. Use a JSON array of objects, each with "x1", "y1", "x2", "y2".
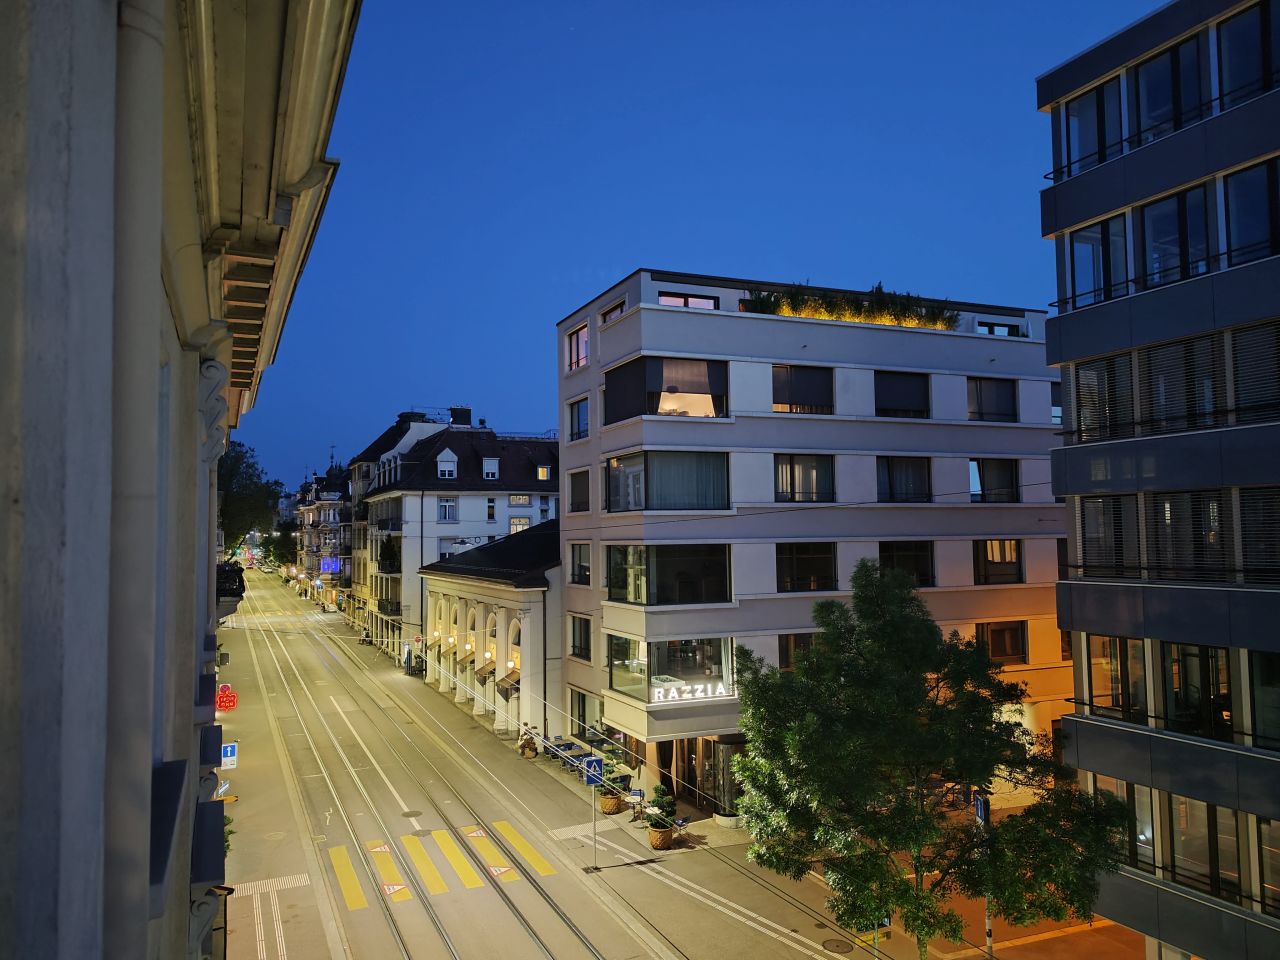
[
  {"x1": 492, "y1": 820, "x2": 557, "y2": 876},
  {"x1": 366, "y1": 840, "x2": 412, "y2": 901},
  {"x1": 460, "y1": 825, "x2": 519, "y2": 883},
  {"x1": 400, "y1": 835, "x2": 448, "y2": 895},
  {"x1": 327, "y1": 846, "x2": 368, "y2": 911},
  {"x1": 431, "y1": 830, "x2": 485, "y2": 889}
]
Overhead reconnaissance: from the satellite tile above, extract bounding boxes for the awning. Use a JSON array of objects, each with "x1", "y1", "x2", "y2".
[
  {"x1": 455, "y1": 649, "x2": 475, "y2": 668},
  {"x1": 496, "y1": 670, "x2": 521, "y2": 700},
  {"x1": 475, "y1": 660, "x2": 497, "y2": 682},
  {"x1": 427, "y1": 632, "x2": 443, "y2": 648}
]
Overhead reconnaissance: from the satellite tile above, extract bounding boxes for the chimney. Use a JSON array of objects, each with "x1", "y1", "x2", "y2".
[
  {"x1": 397, "y1": 411, "x2": 428, "y2": 424},
  {"x1": 449, "y1": 405, "x2": 472, "y2": 426},
  {"x1": 478, "y1": 417, "x2": 487, "y2": 428}
]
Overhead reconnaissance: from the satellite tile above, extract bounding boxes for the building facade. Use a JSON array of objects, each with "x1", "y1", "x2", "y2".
[
  {"x1": 556, "y1": 270, "x2": 1067, "y2": 817},
  {"x1": 296, "y1": 463, "x2": 350, "y2": 606},
  {"x1": 1039, "y1": 4, "x2": 1280, "y2": 958}
]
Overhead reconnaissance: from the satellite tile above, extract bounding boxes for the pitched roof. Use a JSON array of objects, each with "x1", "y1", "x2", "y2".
[
  {"x1": 420, "y1": 519, "x2": 560, "y2": 588},
  {"x1": 350, "y1": 412, "x2": 434, "y2": 465},
  {"x1": 370, "y1": 425, "x2": 559, "y2": 496}
]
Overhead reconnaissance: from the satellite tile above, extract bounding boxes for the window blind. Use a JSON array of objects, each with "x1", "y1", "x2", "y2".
[
  {"x1": 1240, "y1": 487, "x2": 1280, "y2": 585},
  {"x1": 1073, "y1": 354, "x2": 1134, "y2": 442},
  {"x1": 1137, "y1": 333, "x2": 1226, "y2": 434},
  {"x1": 1232, "y1": 319, "x2": 1280, "y2": 425},
  {"x1": 1079, "y1": 495, "x2": 1140, "y2": 578},
  {"x1": 1144, "y1": 489, "x2": 1233, "y2": 582}
]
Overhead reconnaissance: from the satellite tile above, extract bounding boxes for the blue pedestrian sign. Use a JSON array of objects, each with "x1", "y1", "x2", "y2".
[
  {"x1": 583, "y1": 755, "x2": 603, "y2": 786},
  {"x1": 221, "y1": 743, "x2": 238, "y2": 770},
  {"x1": 973, "y1": 791, "x2": 989, "y2": 825}
]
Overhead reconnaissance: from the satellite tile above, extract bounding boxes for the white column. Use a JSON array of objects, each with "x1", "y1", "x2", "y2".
[
  {"x1": 472, "y1": 601, "x2": 487, "y2": 716},
  {"x1": 493, "y1": 607, "x2": 512, "y2": 736}
]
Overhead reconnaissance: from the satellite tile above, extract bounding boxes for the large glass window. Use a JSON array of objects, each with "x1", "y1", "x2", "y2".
[
  {"x1": 568, "y1": 397, "x2": 589, "y2": 441},
  {"x1": 973, "y1": 539, "x2": 1023, "y2": 585},
  {"x1": 605, "y1": 451, "x2": 729, "y2": 512},
  {"x1": 776, "y1": 542, "x2": 837, "y2": 592},
  {"x1": 1167, "y1": 794, "x2": 1242, "y2": 904},
  {"x1": 606, "y1": 544, "x2": 730, "y2": 605},
  {"x1": 1162, "y1": 642, "x2": 1234, "y2": 742},
  {"x1": 1144, "y1": 490, "x2": 1232, "y2": 582},
  {"x1": 967, "y1": 377, "x2": 1018, "y2": 422},
  {"x1": 1087, "y1": 634, "x2": 1148, "y2": 724},
  {"x1": 1225, "y1": 160, "x2": 1279, "y2": 266},
  {"x1": 874, "y1": 371, "x2": 930, "y2": 418},
  {"x1": 772, "y1": 365, "x2": 834, "y2": 415},
  {"x1": 1070, "y1": 215, "x2": 1128, "y2": 307},
  {"x1": 568, "y1": 470, "x2": 590, "y2": 513},
  {"x1": 977, "y1": 621, "x2": 1027, "y2": 664},
  {"x1": 1137, "y1": 334, "x2": 1226, "y2": 434},
  {"x1": 608, "y1": 634, "x2": 736, "y2": 703},
  {"x1": 1252, "y1": 651, "x2": 1280, "y2": 751},
  {"x1": 878, "y1": 541, "x2": 935, "y2": 587},
  {"x1": 1074, "y1": 354, "x2": 1135, "y2": 442},
  {"x1": 1218, "y1": 4, "x2": 1268, "y2": 109},
  {"x1": 569, "y1": 542, "x2": 591, "y2": 585},
  {"x1": 608, "y1": 634, "x2": 647, "y2": 701},
  {"x1": 658, "y1": 292, "x2": 720, "y2": 310},
  {"x1": 603, "y1": 356, "x2": 728, "y2": 423},
  {"x1": 774, "y1": 454, "x2": 835, "y2": 503},
  {"x1": 1261, "y1": 817, "x2": 1280, "y2": 916},
  {"x1": 1080, "y1": 495, "x2": 1140, "y2": 578},
  {"x1": 1065, "y1": 78, "x2": 1122, "y2": 177},
  {"x1": 1094, "y1": 775, "x2": 1156, "y2": 873},
  {"x1": 1135, "y1": 37, "x2": 1204, "y2": 145},
  {"x1": 1240, "y1": 487, "x2": 1280, "y2": 585},
  {"x1": 969, "y1": 458, "x2": 1019, "y2": 503},
  {"x1": 570, "y1": 615, "x2": 592, "y2": 660},
  {"x1": 567, "y1": 325, "x2": 588, "y2": 370},
  {"x1": 570, "y1": 690, "x2": 603, "y2": 739},
  {"x1": 1141, "y1": 185, "x2": 1209, "y2": 288},
  {"x1": 876, "y1": 457, "x2": 931, "y2": 503}
]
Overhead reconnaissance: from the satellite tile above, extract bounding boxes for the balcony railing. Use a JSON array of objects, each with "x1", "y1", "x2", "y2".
[
  {"x1": 377, "y1": 599, "x2": 402, "y2": 617},
  {"x1": 374, "y1": 517, "x2": 403, "y2": 532}
]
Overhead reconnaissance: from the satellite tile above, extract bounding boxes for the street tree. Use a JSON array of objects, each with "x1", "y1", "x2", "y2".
[
  {"x1": 263, "y1": 520, "x2": 299, "y2": 566},
  {"x1": 217, "y1": 440, "x2": 284, "y2": 555},
  {"x1": 733, "y1": 559, "x2": 1127, "y2": 960}
]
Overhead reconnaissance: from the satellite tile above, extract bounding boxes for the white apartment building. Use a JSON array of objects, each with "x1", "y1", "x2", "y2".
[
  {"x1": 556, "y1": 270, "x2": 1068, "y2": 818},
  {"x1": 358, "y1": 406, "x2": 560, "y2": 662}
]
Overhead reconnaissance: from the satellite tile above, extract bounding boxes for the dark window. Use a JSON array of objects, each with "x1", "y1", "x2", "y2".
[
  {"x1": 567, "y1": 325, "x2": 588, "y2": 370},
  {"x1": 876, "y1": 457, "x2": 931, "y2": 503},
  {"x1": 601, "y1": 300, "x2": 625, "y2": 323},
  {"x1": 486, "y1": 497, "x2": 495, "y2": 522},
  {"x1": 969, "y1": 458, "x2": 1019, "y2": 503},
  {"x1": 1260, "y1": 816, "x2": 1280, "y2": 916},
  {"x1": 658, "y1": 292, "x2": 720, "y2": 310},
  {"x1": 977, "y1": 621, "x2": 1027, "y2": 664},
  {"x1": 773, "y1": 365, "x2": 834, "y2": 414},
  {"x1": 570, "y1": 615, "x2": 592, "y2": 660},
  {"x1": 1241, "y1": 488, "x2": 1280, "y2": 586},
  {"x1": 1225, "y1": 160, "x2": 1280, "y2": 266},
  {"x1": 568, "y1": 397, "x2": 589, "y2": 441},
  {"x1": 1234, "y1": 319, "x2": 1280, "y2": 424},
  {"x1": 1074, "y1": 354, "x2": 1135, "y2": 441},
  {"x1": 1094, "y1": 775, "x2": 1156, "y2": 873},
  {"x1": 606, "y1": 544, "x2": 730, "y2": 605},
  {"x1": 1167, "y1": 794, "x2": 1242, "y2": 905},
  {"x1": 774, "y1": 454, "x2": 835, "y2": 503},
  {"x1": 1140, "y1": 185, "x2": 1210, "y2": 289},
  {"x1": 1080, "y1": 495, "x2": 1140, "y2": 578},
  {"x1": 1218, "y1": 3, "x2": 1270, "y2": 109},
  {"x1": 1162, "y1": 641, "x2": 1234, "y2": 742},
  {"x1": 776, "y1": 542, "x2": 837, "y2": 592},
  {"x1": 1135, "y1": 36, "x2": 1204, "y2": 145},
  {"x1": 973, "y1": 539, "x2": 1023, "y2": 585},
  {"x1": 874, "y1": 371, "x2": 930, "y2": 418},
  {"x1": 778, "y1": 633, "x2": 814, "y2": 671},
  {"x1": 977, "y1": 321, "x2": 1023, "y2": 337},
  {"x1": 968, "y1": 377, "x2": 1018, "y2": 422},
  {"x1": 1060, "y1": 629, "x2": 1073, "y2": 661},
  {"x1": 1253, "y1": 651, "x2": 1280, "y2": 752},
  {"x1": 1057, "y1": 538, "x2": 1068, "y2": 580},
  {"x1": 605, "y1": 451, "x2": 728, "y2": 512},
  {"x1": 603, "y1": 356, "x2": 728, "y2": 424},
  {"x1": 1070, "y1": 215, "x2": 1128, "y2": 307},
  {"x1": 878, "y1": 541, "x2": 934, "y2": 587},
  {"x1": 570, "y1": 542, "x2": 591, "y2": 585},
  {"x1": 1136, "y1": 334, "x2": 1226, "y2": 434},
  {"x1": 1144, "y1": 490, "x2": 1232, "y2": 582},
  {"x1": 1051, "y1": 381, "x2": 1062, "y2": 426},
  {"x1": 1088, "y1": 635, "x2": 1147, "y2": 723},
  {"x1": 568, "y1": 470, "x2": 590, "y2": 514},
  {"x1": 1065, "y1": 77, "x2": 1122, "y2": 177}
]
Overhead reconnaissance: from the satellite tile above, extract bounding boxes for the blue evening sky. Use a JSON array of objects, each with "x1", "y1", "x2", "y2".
[{"x1": 239, "y1": 0, "x2": 1156, "y2": 485}]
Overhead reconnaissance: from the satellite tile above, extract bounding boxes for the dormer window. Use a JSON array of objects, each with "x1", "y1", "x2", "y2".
[
  {"x1": 483, "y1": 458, "x2": 499, "y2": 481},
  {"x1": 537, "y1": 465, "x2": 550, "y2": 481},
  {"x1": 437, "y1": 449, "x2": 458, "y2": 479}
]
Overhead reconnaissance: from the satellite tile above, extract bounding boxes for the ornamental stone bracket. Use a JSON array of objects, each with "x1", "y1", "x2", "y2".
[
  {"x1": 187, "y1": 886, "x2": 224, "y2": 960},
  {"x1": 199, "y1": 359, "x2": 228, "y2": 466}
]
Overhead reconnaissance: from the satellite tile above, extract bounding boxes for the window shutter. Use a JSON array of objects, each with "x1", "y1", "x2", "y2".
[
  {"x1": 1074, "y1": 354, "x2": 1134, "y2": 442},
  {"x1": 1136, "y1": 333, "x2": 1226, "y2": 434},
  {"x1": 1144, "y1": 490, "x2": 1233, "y2": 582},
  {"x1": 1240, "y1": 487, "x2": 1280, "y2": 584},
  {"x1": 1079, "y1": 495, "x2": 1140, "y2": 577},
  {"x1": 1232, "y1": 319, "x2": 1280, "y2": 425}
]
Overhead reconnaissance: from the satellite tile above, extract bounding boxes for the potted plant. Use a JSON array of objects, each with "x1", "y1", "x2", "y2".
[
  {"x1": 597, "y1": 762, "x2": 627, "y2": 815},
  {"x1": 645, "y1": 784, "x2": 678, "y2": 849}
]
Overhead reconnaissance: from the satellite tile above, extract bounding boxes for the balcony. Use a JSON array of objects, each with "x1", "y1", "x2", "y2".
[
  {"x1": 375, "y1": 517, "x2": 403, "y2": 533},
  {"x1": 377, "y1": 599, "x2": 402, "y2": 617}
]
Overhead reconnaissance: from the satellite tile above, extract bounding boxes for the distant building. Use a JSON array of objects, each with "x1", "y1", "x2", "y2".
[{"x1": 296, "y1": 462, "x2": 351, "y2": 605}]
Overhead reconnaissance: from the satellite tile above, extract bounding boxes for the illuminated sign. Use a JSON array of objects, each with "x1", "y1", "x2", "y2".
[
  {"x1": 651, "y1": 682, "x2": 729, "y2": 702},
  {"x1": 320, "y1": 557, "x2": 341, "y2": 574},
  {"x1": 215, "y1": 683, "x2": 239, "y2": 712}
]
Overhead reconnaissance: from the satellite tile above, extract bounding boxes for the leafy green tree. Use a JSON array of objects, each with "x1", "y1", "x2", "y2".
[
  {"x1": 378, "y1": 536, "x2": 400, "y2": 574},
  {"x1": 217, "y1": 441, "x2": 283, "y2": 555},
  {"x1": 733, "y1": 559, "x2": 1127, "y2": 959},
  {"x1": 263, "y1": 520, "x2": 299, "y2": 567}
]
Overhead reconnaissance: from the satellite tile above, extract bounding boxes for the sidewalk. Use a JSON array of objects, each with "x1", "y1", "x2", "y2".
[{"x1": 333, "y1": 615, "x2": 1141, "y2": 960}]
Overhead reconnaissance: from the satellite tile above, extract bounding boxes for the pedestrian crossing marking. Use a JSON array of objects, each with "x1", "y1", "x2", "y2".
[
  {"x1": 492, "y1": 820, "x2": 558, "y2": 876},
  {"x1": 366, "y1": 840, "x2": 412, "y2": 902},
  {"x1": 400, "y1": 834, "x2": 449, "y2": 895},
  {"x1": 460, "y1": 825, "x2": 519, "y2": 883},
  {"x1": 327, "y1": 846, "x2": 368, "y2": 911},
  {"x1": 431, "y1": 830, "x2": 485, "y2": 889}
]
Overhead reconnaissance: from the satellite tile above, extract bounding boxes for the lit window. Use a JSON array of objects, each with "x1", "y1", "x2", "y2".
[
  {"x1": 509, "y1": 516, "x2": 530, "y2": 535},
  {"x1": 567, "y1": 325, "x2": 589, "y2": 371},
  {"x1": 509, "y1": 494, "x2": 531, "y2": 506},
  {"x1": 536, "y1": 466, "x2": 550, "y2": 482}
]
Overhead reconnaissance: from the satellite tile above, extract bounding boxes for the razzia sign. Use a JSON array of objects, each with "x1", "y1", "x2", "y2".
[{"x1": 651, "y1": 682, "x2": 730, "y2": 702}]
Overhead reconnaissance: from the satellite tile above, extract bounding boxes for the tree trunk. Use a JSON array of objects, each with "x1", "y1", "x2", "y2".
[{"x1": 917, "y1": 938, "x2": 929, "y2": 960}]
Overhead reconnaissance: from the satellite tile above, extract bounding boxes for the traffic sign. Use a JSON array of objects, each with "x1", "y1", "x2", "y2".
[
  {"x1": 216, "y1": 683, "x2": 239, "y2": 712},
  {"x1": 973, "y1": 791, "x2": 990, "y2": 826},
  {"x1": 221, "y1": 743, "x2": 238, "y2": 770},
  {"x1": 583, "y1": 756, "x2": 603, "y2": 786}
]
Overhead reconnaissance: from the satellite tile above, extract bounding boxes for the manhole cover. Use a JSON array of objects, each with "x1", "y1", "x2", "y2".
[
  {"x1": 263, "y1": 831, "x2": 286, "y2": 841},
  {"x1": 822, "y1": 940, "x2": 854, "y2": 954},
  {"x1": 401, "y1": 810, "x2": 422, "y2": 818}
]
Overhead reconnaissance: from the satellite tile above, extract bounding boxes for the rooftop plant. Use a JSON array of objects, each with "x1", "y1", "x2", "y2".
[{"x1": 742, "y1": 282, "x2": 959, "y2": 330}]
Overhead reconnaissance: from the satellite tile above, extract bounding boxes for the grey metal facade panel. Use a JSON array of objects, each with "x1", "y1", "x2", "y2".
[
  {"x1": 1238, "y1": 751, "x2": 1280, "y2": 820},
  {"x1": 1147, "y1": 732, "x2": 1239, "y2": 806},
  {"x1": 1095, "y1": 871, "x2": 1160, "y2": 939},
  {"x1": 1217, "y1": 423, "x2": 1280, "y2": 486},
  {"x1": 1049, "y1": 301, "x2": 1135, "y2": 366},
  {"x1": 1246, "y1": 918, "x2": 1280, "y2": 958},
  {"x1": 1228, "y1": 592, "x2": 1280, "y2": 653},
  {"x1": 1058, "y1": 581, "x2": 1146, "y2": 637},
  {"x1": 1063, "y1": 714, "x2": 1154, "y2": 784},
  {"x1": 1053, "y1": 432, "x2": 1221, "y2": 495},
  {"x1": 1212, "y1": 253, "x2": 1280, "y2": 330},
  {"x1": 1143, "y1": 583, "x2": 1230, "y2": 642}
]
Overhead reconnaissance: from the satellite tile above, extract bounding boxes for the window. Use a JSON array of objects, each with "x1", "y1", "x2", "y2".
[
  {"x1": 977, "y1": 321, "x2": 1022, "y2": 337},
  {"x1": 973, "y1": 539, "x2": 1023, "y2": 585},
  {"x1": 570, "y1": 615, "x2": 592, "y2": 661},
  {"x1": 608, "y1": 634, "x2": 646, "y2": 700},
  {"x1": 977, "y1": 621, "x2": 1027, "y2": 664},
  {"x1": 1145, "y1": 489, "x2": 1232, "y2": 582},
  {"x1": 509, "y1": 494, "x2": 531, "y2": 506},
  {"x1": 878, "y1": 541, "x2": 934, "y2": 587},
  {"x1": 605, "y1": 451, "x2": 728, "y2": 512},
  {"x1": 1260, "y1": 816, "x2": 1280, "y2": 916},
  {"x1": 483, "y1": 458, "x2": 499, "y2": 481},
  {"x1": 1050, "y1": 381, "x2": 1062, "y2": 426},
  {"x1": 1074, "y1": 354, "x2": 1135, "y2": 442},
  {"x1": 438, "y1": 459, "x2": 457, "y2": 479},
  {"x1": 1166, "y1": 794, "x2": 1242, "y2": 904},
  {"x1": 874, "y1": 371, "x2": 930, "y2": 418},
  {"x1": 967, "y1": 377, "x2": 1017, "y2": 422},
  {"x1": 605, "y1": 544, "x2": 730, "y2": 605},
  {"x1": 1080, "y1": 495, "x2": 1140, "y2": 578},
  {"x1": 568, "y1": 470, "x2": 590, "y2": 513},
  {"x1": 1136, "y1": 334, "x2": 1226, "y2": 433},
  {"x1": 486, "y1": 497, "x2": 496, "y2": 522},
  {"x1": 1060, "y1": 629, "x2": 1073, "y2": 661},
  {"x1": 776, "y1": 542, "x2": 837, "y2": 592},
  {"x1": 567, "y1": 397, "x2": 589, "y2": 441},
  {"x1": 1234, "y1": 319, "x2": 1280, "y2": 425},
  {"x1": 772, "y1": 365, "x2": 834, "y2": 415},
  {"x1": 609, "y1": 634, "x2": 735, "y2": 703},
  {"x1": 1087, "y1": 635, "x2": 1148, "y2": 723},
  {"x1": 567, "y1": 324, "x2": 588, "y2": 370},
  {"x1": 1065, "y1": 77, "x2": 1122, "y2": 177},
  {"x1": 1070, "y1": 215, "x2": 1128, "y2": 308},
  {"x1": 778, "y1": 633, "x2": 815, "y2": 671},
  {"x1": 658, "y1": 292, "x2": 720, "y2": 310},
  {"x1": 1217, "y1": 3, "x2": 1269, "y2": 109},
  {"x1": 876, "y1": 457, "x2": 931, "y2": 503},
  {"x1": 969, "y1": 459, "x2": 1019, "y2": 503},
  {"x1": 1225, "y1": 160, "x2": 1279, "y2": 266},
  {"x1": 1253, "y1": 650, "x2": 1280, "y2": 752},
  {"x1": 1163, "y1": 642, "x2": 1234, "y2": 742},
  {"x1": 603, "y1": 356, "x2": 728, "y2": 423},
  {"x1": 1135, "y1": 37, "x2": 1204, "y2": 145},
  {"x1": 601, "y1": 300, "x2": 625, "y2": 324},
  {"x1": 1057, "y1": 538, "x2": 1069, "y2": 580},
  {"x1": 1140, "y1": 185, "x2": 1209, "y2": 289},
  {"x1": 569, "y1": 542, "x2": 591, "y2": 585},
  {"x1": 570, "y1": 689, "x2": 603, "y2": 739},
  {"x1": 774, "y1": 454, "x2": 835, "y2": 503},
  {"x1": 509, "y1": 517, "x2": 530, "y2": 535},
  {"x1": 536, "y1": 466, "x2": 550, "y2": 482},
  {"x1": 1094, "y1": 775, "x2": 1156, "y2": 873},
  {"x1": 436, "y1": 496, "x2": 457, "y2": 522}
]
